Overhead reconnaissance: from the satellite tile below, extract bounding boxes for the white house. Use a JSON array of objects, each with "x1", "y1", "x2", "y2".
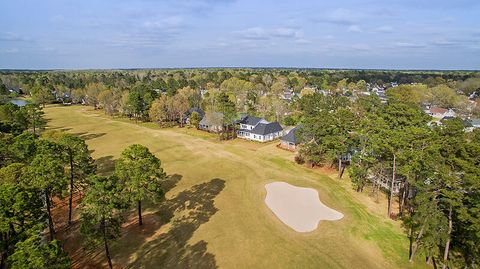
[
  {"x1": 424, "y1": 107, "x2": 456, "y2": 120},
  {"x1": 199, "y1": 112, "x2": 223, "y2": 133},
  {"x1": 464, "y1": 118, "x2": 480, "y2": 132},
  {"x1": 281, "y1": 88, "x2": 295, "y2": 101},
  {"x1": 237, "y1": 115, "x2": 284, "y2": 142},
  {"x1": 238, "y1": 115, "x2": 268, "y2": 131}
]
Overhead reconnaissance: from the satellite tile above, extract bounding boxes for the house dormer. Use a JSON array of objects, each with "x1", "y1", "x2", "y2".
[{"x1": 238, "y1": 115, "x2": 267, "y2": 130}]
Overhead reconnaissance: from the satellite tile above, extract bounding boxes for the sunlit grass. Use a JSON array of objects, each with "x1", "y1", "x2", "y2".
[{"x1": 45, "y1": 104, "x2": 426, "y2": 269}]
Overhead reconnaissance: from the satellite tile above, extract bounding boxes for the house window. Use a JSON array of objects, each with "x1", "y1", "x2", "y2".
[{"x1": 254, "y1": 135, "x2": 256, "y2": 139}]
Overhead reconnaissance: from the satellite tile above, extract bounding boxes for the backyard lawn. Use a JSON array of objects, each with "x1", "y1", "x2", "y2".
[{"x1": 45, "y1": 105, "x2": 425, "y2": 269}]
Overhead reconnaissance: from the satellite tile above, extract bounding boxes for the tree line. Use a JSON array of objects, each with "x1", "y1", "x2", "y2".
[
  {"x1": 297, "y1": 86, "x2": 480, "y2": 268},
  {"x1": 0, "y1": 103, "x2": 167, "y2": 268},
  {"x1": 2, "y1": 69, "x2": 479, "y2": 126}
]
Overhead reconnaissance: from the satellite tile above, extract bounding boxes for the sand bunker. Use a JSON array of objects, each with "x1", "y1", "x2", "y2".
[{"x1": 265, "y1": 182, "x2": 343, "y2": 232}]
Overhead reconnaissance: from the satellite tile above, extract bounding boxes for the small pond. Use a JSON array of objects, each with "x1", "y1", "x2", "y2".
[{"x1": 9, "y1": 99, "x2": 29, "y2": 106}]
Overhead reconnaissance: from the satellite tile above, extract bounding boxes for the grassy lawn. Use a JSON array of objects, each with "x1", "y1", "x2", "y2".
[{"x1": 45, "y1": 105, "x2": 426, "y2": 269}]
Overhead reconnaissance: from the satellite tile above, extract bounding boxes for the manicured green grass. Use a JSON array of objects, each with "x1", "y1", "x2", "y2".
[{"x1": 45, "y1": 105, "x2": 426, "y2": 269}]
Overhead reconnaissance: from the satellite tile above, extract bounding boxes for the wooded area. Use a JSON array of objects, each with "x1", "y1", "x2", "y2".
[
  {"x1": 1, "y1": 68, "x2": 479, "y2": 268},
  {"x1": 0, "y1": 103, "x2": 167, "y2": 268}
]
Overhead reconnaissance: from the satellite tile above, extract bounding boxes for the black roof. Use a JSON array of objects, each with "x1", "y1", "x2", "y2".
[
  {"x1": 238, "y1": 115, "x2": 263, "y2": 126},
  {"x1": 186, "y1": 107, "x2": 205, "y2": 118},
  {"x1": 441, "y1": 116, "x2": 455, "y2": 120},
  {"x1": 281, "y1": 125, "x2": 303, "y2": 144},
  {"x1": 199, "y1": 112, "x2": 223, "y2": 126},
  {"x1": 250, "y1": 122, "x2": 283, "y2": 135},
  {"x1": 463, "y1": 120, "x2": 473, "y2": 127}
]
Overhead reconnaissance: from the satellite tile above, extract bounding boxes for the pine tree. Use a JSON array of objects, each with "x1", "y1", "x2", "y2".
[
  {"x1": 27, "y1": 141, "x2": 67, "y2": 240},
  {"x1": 0, "y1": 164, "x2": 46, "y2": 268},
  {"x1": 115, "y1": 144, "x2": 166, "y2": 226},
  {"x1": 50, "y1": 132, "x2": 96, "y2": 226},
  {"x1": 80, "y1": 175, "x2": 127, "y2": 269},
  {"x1": 8, "y1": 229, "x2": 71, "y2": 269}
]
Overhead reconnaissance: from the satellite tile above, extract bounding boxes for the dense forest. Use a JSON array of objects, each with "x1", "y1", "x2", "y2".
[
  {"x1": 1, "y1": 69, "x2": 480, "y2": 268},
  {"x1": 1, "y1": 69, "x2": 479, "y2": 125},
  {"x1": 298, "y1": 92, "x2": 480, "y2": 268},
  {"x1": 0, "y1": 105, "x2": 167, "y2": 268}
]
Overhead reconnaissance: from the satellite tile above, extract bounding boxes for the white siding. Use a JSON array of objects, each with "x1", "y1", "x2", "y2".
[{"x1": 238, "y1": 131, "x2": 283, "y2": 142}]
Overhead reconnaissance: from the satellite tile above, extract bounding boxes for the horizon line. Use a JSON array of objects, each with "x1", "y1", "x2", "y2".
[{"x1": 1, "y1": 66, "x2": 479, "y2": 72}]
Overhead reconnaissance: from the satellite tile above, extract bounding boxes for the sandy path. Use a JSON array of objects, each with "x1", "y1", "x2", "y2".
[{"x1": 265, "y1": 182, "x2": 344, "y2": 232}]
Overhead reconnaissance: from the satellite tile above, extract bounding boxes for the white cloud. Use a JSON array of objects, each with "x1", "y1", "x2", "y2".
[
  {"x1": 348, "y1": 25, "x2": 362, "y2": 33},
  {"x1": 234, "y1": 27, "x2": 269, "y2": 40},
  {"x1": 350, "y1": 44, "x2": 371, "y2": 51},
  {"x1": 143, "y1": 16, "x2": 185, "y2": 30},
  {"x1": 234, "y1": 27, "x2": 302, "y2": 40},
  {"x1": 295, "y1": 38, "x2": 310, "y2": 44},
  {"x1": 321, "y1": 35, "x2": 335, "y2": 40},
  {"x1": 393, "y1": 42, "x2": 427, "y2": 48},
  {"x1": 374, "y1": 26, "x2": 394, "y2": 33},
  {"x1": 106, "y1": 15, "x2": 188, "y2": 48},
  {"x1": 317, "y1": 8, "x2": 359, "y2": 25},
  {"x1": 0, "y1": 32, "x2": 30, "y2": 42},
  {"x1": 272, "y1": 27, "x2": 301, "y2": 38},
  {"x1": 0, "y1": 48, "x2": 19, "y2": 54}
]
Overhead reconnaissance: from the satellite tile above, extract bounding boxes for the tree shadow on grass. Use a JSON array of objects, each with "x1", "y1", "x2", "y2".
[
  {"x1": 46, "y1": 125, "x2": 69, "y2": 131},
  {"x1": 122, "y1": 178, "x2": 226, "y2": 269},
  {"x1": 46, "y1": 126, "x2": 72, "y2": 132},
  {"x1": 95, "y1": 155, "x2": 115, "y2": 175},
  {"x1": 71, "y1": 131, "x2": 87, "y2": 137},
  {"x1": 162, "y1": 174, "x2": 183, "y2": 193},
  {"x1": 79, "y1": 132, "x2": 106, "y2": 141},
  {"x1": 70, "y1": 132, "x2": 106, "y2": 141}
]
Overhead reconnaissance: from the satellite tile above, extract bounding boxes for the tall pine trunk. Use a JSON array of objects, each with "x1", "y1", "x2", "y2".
[
  {"x1": 399, "y1": 181, "x2": 407, "y2": 216},
  {"x1": 68, "y1": 153, "x2": 74, "y2": 226},
  {"x1": 32, "y1": 118, "x2": 36, "y2": 136},
  {"x1": 45, "y1": 188, "x2": 55, "y2": 240},
  {"x1": 102, "y1": 219, "x2": 113, "y2": 269},
  {"x1": 409, "y1": 224, "x2": 425, "y2": 262},
  {"x1": 433, "y1": 256, "x2": 438, "y2": 269},
  {"x1": 442, "y1": 205, "x2": 453, "y2": 269},
  {"x1": 388, "y1": 154, "x2": 396, "y2": 218},
  {"x1": 408, "y1": 227, "x2": 414, "y2": 259},
  {"x1": 1, "y1": 250, "x2": 6, "y2": 269},
  {"x1": 137, "y1": 200, "x2": 143, "y2": 226},
  {"x1": 338, "y1": 157, "x2": 342, "y2": 178}
]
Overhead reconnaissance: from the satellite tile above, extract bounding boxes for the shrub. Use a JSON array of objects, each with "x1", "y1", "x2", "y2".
[{"x1": 294, "y1": 154, "x2": 305, "y2": 164}]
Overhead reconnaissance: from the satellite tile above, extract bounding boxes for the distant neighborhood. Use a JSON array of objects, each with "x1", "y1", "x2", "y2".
[
  {"x1": 178, "y1": 80, "x2": 480, "y2": 150},
  {"x1": 185, "y1": 108, "x2": 302, "y2": 147},
  {"x1": 4, "y1": 71, "x2": 479, "y2": 149}
]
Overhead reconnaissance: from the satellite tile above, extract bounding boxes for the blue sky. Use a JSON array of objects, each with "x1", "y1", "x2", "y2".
[{"x1": 1, "y1": 0, "x2": 479, "y2": 69}]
